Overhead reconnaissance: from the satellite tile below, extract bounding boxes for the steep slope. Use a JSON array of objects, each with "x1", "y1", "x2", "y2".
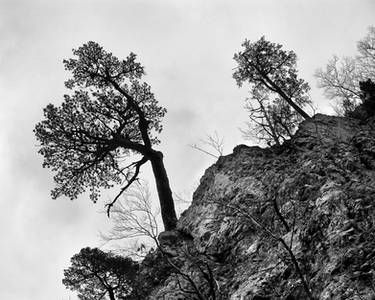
[{"x1": 148, "y1": 114, "x2": 375, "y2": 300}]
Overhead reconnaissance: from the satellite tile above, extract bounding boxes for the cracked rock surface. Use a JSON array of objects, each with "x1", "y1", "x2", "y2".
[{"x1": 143, "y1": 114, "x2": 375, "y2": 300}]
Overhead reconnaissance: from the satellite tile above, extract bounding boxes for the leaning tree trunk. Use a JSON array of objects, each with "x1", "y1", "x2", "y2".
[
  {"x1": 150, "y1": 150, "x2": 178, "y2": 231},
  {"x1": 108, "y1": 288, "x2": 116, "y2": 300},
  {"x1": 263, "y1": 76, "x2": 311, "y2": 120}
]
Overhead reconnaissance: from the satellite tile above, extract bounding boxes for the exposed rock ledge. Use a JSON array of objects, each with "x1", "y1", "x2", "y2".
[{"x1": 145, "y1": 114, "x2": 375, "y2": 300}]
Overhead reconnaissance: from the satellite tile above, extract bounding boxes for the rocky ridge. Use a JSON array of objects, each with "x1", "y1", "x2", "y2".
[{"x1": 142, "y1": 114, "x2": 375, "y2": 300}]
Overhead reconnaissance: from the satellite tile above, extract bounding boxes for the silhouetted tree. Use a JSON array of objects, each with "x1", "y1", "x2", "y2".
[
  {"x1": 233, "y1": 37, "x2": 311, "y2": 145},
  {"x1": 63, "y1": 247, "x2": 138, "y2": 300},
  {"x1": 315, "y1": 26, "x2": 375, "y2": 115},
  {"x1": 233, "y1": 36, "x2": 311, "y2": 119},
  {"x1": 34, "y1": 41, "x2": 177, "y2": 230}
]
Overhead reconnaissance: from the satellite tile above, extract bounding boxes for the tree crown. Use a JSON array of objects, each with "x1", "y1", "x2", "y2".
[
  {"x1": 233, "y1": 36, "x2": 310, "y2": 107},
  {"x1": 233, "y1": 37, "x2": 312, "y2": 145},
  {"x1": 63, "y1": 247, "x2": 138, "y2": 300},
  {"x1": 34, "y1": 42, "x2": 166, "y2": 202}
]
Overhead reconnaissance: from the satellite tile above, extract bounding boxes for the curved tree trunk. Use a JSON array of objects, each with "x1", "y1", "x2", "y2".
[{"x1": 150, "y1": 150, "x2": 178, "y2": 231}]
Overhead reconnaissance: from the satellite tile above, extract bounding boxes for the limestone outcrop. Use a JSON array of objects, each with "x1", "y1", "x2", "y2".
[{"x1": 142, "y1": 114, "x2": 375, "y2": 300}]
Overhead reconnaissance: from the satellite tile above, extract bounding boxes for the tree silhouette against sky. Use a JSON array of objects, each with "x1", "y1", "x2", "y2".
[
  {"x1": 34, "y1": 42, "x2": 178, "y2": 230},
  {"x1": 233, "y1": 37, "x2": 312, "y2": 145},
  {"x1": 233, "y1": 36, "x2": 311, "y2": 120},
  {"x1": 63, "y1": 247, "x2": 138, "y2": 300}
]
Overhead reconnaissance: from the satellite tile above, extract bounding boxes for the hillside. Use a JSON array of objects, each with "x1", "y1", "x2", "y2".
[{"x1": 138, "y1": 114, "x2": 375, "y2": 300}]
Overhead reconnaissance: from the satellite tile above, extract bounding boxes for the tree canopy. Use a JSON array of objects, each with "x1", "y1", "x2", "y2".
[
  {"x1": 63, "y1": 247, "x2": 138, "y2": 300},
  {"x1": 233, "y1": 37, "x2": 312, "y2": 145},
  {"x1": 34, "y1": 41, "x2": 177, "y2": 230}
]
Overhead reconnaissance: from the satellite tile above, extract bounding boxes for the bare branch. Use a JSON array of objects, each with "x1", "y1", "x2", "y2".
[
  {"x1": 315, "y1": 27, "x2": 375, "y2": 115},
  {"x1": 190, "y1": 131, "x2": 225, "y2": 158},
  {"x1": 207, "y1": 188, "x2": 313, "y2": 300},
  {"x1": 105, "y1": 156, "x2": 148, "y2": 216}
]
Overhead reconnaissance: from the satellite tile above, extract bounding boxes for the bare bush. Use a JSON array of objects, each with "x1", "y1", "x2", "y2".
[
  {"x1": 103, "y1": 183, "x2": 220, "y2": 299},
  {"x1": 190, "y1": 131, "x2": 225, "y2": 158}
]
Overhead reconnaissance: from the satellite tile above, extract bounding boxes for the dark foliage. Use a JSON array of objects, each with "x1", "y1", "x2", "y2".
[
  {"x1": 233, "y1": 36, "x2": 311, "y2": 145},
  {"x1": 359, "y1": 79, "x2": 375, "y2": 116},
  {"x1": 348, "y1": 79, "x2": 375, "y2": 120},
  {"x1": 128, "y1": 250, "x2": 174, "y2": 299},
  {"x1": 34, "y1": 41, "x2": 177, "y2": 230},
  {"x1": 63, "y1": 247, "x2": 138, "y2": 300}
]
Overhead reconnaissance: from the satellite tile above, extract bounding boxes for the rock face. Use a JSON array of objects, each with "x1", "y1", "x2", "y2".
[{"x1": 148, "y1": 114, "x2": 375, "y2": 299}]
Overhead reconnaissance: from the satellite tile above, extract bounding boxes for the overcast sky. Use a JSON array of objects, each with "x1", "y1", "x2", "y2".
[{"x1": 0, "y1": 0, "x2": 374, "y2": 299}]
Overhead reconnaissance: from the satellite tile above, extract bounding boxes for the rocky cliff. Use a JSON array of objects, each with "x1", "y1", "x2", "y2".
[{"x1": 141, "y1": 114, "x2": 375, "y2": 300}]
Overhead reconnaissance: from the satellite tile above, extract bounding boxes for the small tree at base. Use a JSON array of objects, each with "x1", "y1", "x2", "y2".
[
  {"x1": 34, "y1": 41, "x2": 177, "y2": 230},
  {"x1": 63, "y1": 247, "x2": 138, "y2": 300}
]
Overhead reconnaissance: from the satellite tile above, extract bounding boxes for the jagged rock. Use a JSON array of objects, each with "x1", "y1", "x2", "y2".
[{"x1": 140, "y1": 114, "x2": 375, "y2": 300}]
